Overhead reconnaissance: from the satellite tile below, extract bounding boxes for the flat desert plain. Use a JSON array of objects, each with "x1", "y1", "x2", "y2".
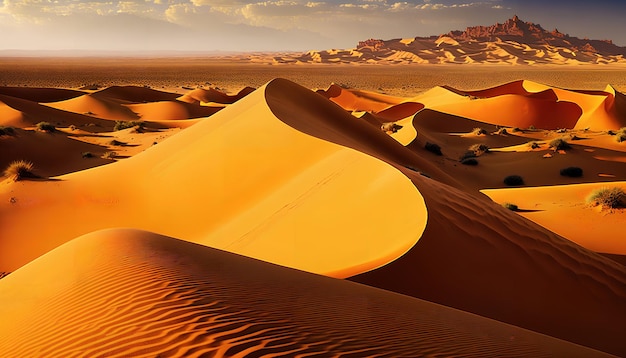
[{"x1": 0, "y1": 59, "x2": 625, "y2": 357}]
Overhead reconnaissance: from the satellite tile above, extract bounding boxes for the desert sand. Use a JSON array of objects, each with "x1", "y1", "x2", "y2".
[{"x1": 1, "y1": 66, "x2": 625, "y2": 356}]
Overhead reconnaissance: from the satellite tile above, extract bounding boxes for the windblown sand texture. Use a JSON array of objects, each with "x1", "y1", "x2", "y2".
[{"x1": 1, "y1": 75, "x2": 625, "y2": 356}]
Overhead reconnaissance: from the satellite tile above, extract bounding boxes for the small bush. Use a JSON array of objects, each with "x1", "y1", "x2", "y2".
[
  {"x1": 424, "y1": 142, "x2": 442, "y2": 155},
  {"x1": 468, "y1": 143, "x2": 490, "y2": 155},
  {"x1": 560, "y1": 167, "x2": 583, "y2": 177},
  {"x1": 102, "y1": 151, "x2": 117, "y2": 159},
  {"x1": 511, "y1": 127, "x2": 521, "y2": 132},
  {"x1": 549, "y1": 138, "x2": 570, "y2": 151},
  {"x1": 528, "y1": 141, "x2": 540, "y2": 149},
  {"x1": 586, "y1": 187, "x2": 626, "y2": 209},
  {"x1": 504, "y1": 175, "x2": 524, "y2": 186},
  {"x1": 461, "y1": 158, "x2": 478, "y2": 166},
  {"x1": 528, "y1": 125, "x2": 536, "y2": 130},
  {"x1": 3, "y1": 160, "x2": 36, "y2": 181},
  {"x1": 459, "y1": 151, "x2": 477, "y2": 161},
  {"x1": 496, "y1": 128, "x2": 508, "y2": 135},
  {"x1": 36, "y1": 121, "x2": 56, "y2": 132},
  {"x1": 502, "y1": 202, "x2": 519, "y2": 211},
  {"x1": 0, "y1": 126, "x2": 15, "y2": 136},
  {"x1": 109, "y1": 139, "x2": 126, "y2": 146},
  {"x1": 472, "y1": 127, "x2": 487, "y2": 135},
  {"x1": 114, "y1": 121, "x2": 145, "y2": 131},
  {"x1": 82, "y1": 152, "x2": 94, "y2": 158},
  {"x1": 616, "y1": 133, "x2": 626, "y2": 143}
]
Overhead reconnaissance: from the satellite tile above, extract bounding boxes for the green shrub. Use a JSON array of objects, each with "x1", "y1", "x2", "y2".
[
  {"x1": 504, "y1": 175, "x2": 524, "y2": 186},
  {"x1": 461, "y1": 158, "x2": 478, "y2": 166},
  {"x1": 549, "y1": 138, "x2": 570, "y2": 151},
  {"x1": 560, "y1": 167, "x2": 583, "y2": 177},
  {"x1": 586, "y1": 187, "x2": 626, "y2": 209},
  {"x1": 114, "y1": 121, "x2": 145, "y2": 131},
  {"x1": 502, "y1": 202, "x2": 519, "y2": 211},
  {"x1": 36, "y1": 122, "x2": 56, "y2": 132},
  {"x1": 3, "y1": 160, "x2": 36, "y2": 181},
  {"x1": 424, "y1": 142, "x2": 442, "y2": 156}
]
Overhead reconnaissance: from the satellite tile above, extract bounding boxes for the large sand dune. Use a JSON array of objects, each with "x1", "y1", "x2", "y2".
[
  {"x1": 1, "y1": 76, "x2": 625, "y2": 356},
  {"x1": 0, "y1": 229, "x2": 612, "y2": 357}
]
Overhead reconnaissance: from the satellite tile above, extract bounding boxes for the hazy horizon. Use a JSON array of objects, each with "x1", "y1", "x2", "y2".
[{"x1": 0, "y1": 0, "x2": 624, "y2": 53}]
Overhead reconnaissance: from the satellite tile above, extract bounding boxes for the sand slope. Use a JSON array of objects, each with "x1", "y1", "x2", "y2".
[
  {"x1": 0, "y1": 228, "x2": 613, "y2": 357},
  {"x1": 0, "y1": 79, "x2": 428, "y2": 279}
]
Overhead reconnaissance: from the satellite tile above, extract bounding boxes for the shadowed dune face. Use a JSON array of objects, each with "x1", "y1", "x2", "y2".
[{"x1": 0, "y1": 229, "x2": 613, "y2": 357}]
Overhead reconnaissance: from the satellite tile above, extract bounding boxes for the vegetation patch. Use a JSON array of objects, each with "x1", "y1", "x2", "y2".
[
  {"x1": 549, "y1": 138, "x2": 570, "y2": 151},
  {"x1": 424, "y1": 142, "x2": 442, "y2": 156},
  {"x1": 528, "y1": 141, "x2": 540, "y2": 149},
  {"x1": 560, "y1": 166, "x2": 583, "y2": 178},
  {"x1": 114, "y1": 120, "x2": 145, "y2": 132},
  {"x1": 36, "y1": 122, "x2": 56, "y2": 132},
  {"x1": 502, "y1": 202, "x2": 519, "y2": 211},
  {"x1": 0, "y1": 126, "x2": 15, "y2": 136},
  {"x1": 503, "y1": 175, "x2": 524, "y2": 186},
  {"x1": 471, "y1": 127, "x2": 487, "y2": 135},
  {"x1": 468, "y1": 143, "x2": 490, "y2": 156},
  {"x1": 586, "y1": 187, "x2": 626, "y2": 209},
  {"x1": 3, "y1": 160, "x2": 37, "y2": 181}
]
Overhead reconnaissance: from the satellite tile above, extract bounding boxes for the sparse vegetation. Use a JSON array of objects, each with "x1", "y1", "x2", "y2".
[
  {"x1": 114, "y1": 120, "x2": 145, "y2": 132},
  {"x1": 3, "y1": 160, "x2": 36, "y2": 181},
  {"x1": 109, "y1": 139, "x2": 126, "y2": 146},
  {"x1": 102, "y1": 151, "x2": 117, "y2": 159},
  {"x1": 560, "y1": 166, "x2": 583, "y2": 178},
  {"x1": 503, "y1": 175, "x2": 524, "y2": 186},
  {"x1": 615, "y1": 128, "x2": 626, "y2": 143},
  {"x1": 549, "y1": 138, "x2": 570, "y2": 151},
  {"x1": 502, "y1": 202, "x2": 519, "y2": 211},
  {"x1": 472, "y1": 127, "x2": 487, "y2": 135},
  {"x1": 586, "y1": 187, "x2": 626, "y2": 209},
  {"x1": 424, "y1": 142, "x2": 442, "y2": 155},
  {"x1": 496, "y1": 128, "x2": 508, "y2": 135},
  {"x1": 511, "y1": 127, "x2": 521, "y2": 132},
  {"x1": 528, "y1": 125, "x2": 536, "y2": 131},
  {"x1": 0, "y1": 126, "x2": 15, "y2": 136},
  {"x1": 528, "y1": 141, "x2": 540, "y2": 149},
  {"x1": 381, "y1": 122, "x2": 402, "y2": 133},
  {"x1": 36, "y1": 121, "x2": 56, "y2": 132},
  {"x1": 468, "y1": 143, "x2": 490, "y2": 156},
  {"x1": 461, "y1": 158, "x2": 478, "y2": 166},
  {"x1": 82, "y1": 152, "x2": 94, "y2": 158},
  {"x1": 459, "y1": 151, "x2": 477, "y2": 161}
]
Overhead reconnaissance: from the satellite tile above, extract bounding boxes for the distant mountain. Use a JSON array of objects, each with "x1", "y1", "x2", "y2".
[{"x1": 282, "y1": 16, "x2": 626, "y2": 65}]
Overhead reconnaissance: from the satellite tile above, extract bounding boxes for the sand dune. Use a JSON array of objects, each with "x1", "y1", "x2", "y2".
[
  {"x1": 125, "y1": 100, "x2": 223, "y2": 121},
  {"x1": 0, "y1": 79, "x2": 428, "y2": 278},
  {"x1": 0, "y1": 86, "x2": 84, "y2": 102},
  {"x1": 177, "y1": 86, "x2": 255, "y2": 104},
  {"x1": 45, "y1": 94, "x2": 141, "y2": 121},
  {"x1": 0, "y1": 228, "x2": 611, "y2": 357},
  {"x1": 2, "y1": 77, "x2": 626, "y2": 356}
]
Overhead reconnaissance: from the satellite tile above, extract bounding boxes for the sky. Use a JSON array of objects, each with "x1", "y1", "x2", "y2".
[{"x1": 0, "y1": 0, "x2": 624, "y2": 52}]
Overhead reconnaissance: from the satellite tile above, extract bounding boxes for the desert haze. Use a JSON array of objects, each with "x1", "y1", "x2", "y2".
[{"x1": 1, "y1": 15, "x2": 626, "y2": 358}]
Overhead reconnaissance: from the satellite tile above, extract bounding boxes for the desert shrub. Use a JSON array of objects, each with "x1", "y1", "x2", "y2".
[
  {"x1": 586, "y1": 187, "x2": 626, "y2": 209},
  {"x1": 424, "y1": 142, "x2": 442, "y2": 155},
  {"x1": 607, "y1": 130, "x2": 616, "y2": 135},
  {"x1": 36, "y1": 121, "x2": 56, "y2": 132},
  {"x1": 503, "y1": 175, "x2": 524, "y2": 186},
  {"x1": 69, "y1": 125, "x2": 77, "y2": 131},
  {"x1": 528, "y1": 141, "x2": 540, "y2": 149},
  {"x1": 82, "y1": 152, "x2": 94, "y2": 158},
  {"x1": 0, "y1": 126, "x2": 15, "y2": 136},
  {"x1": 549, "y1": 138, "x2": 570, "y2": 151},
  {"x1": 496, "y1": 128, "x2": 508, "y2": 135},
  {"x1": 555, "y1": 128, "x2": 567, "y2": 133},
  {"x1": 461, "y1": 158, "x2": 478, "y2": 166},
  {"x1": 380, "y1": 122, "x2": 402, "y2": 133},
  {"x1": 109, "y1": 139, "x2": 126, "y2": 146},
  {"x1": 528, "y1": 125, "x2": 536, "y2": 130},
  {"x1": 114, "y1": 120, "x2": 145, "y2": 131},
  {"x1": 472, "y1": 127, "x2": 487, "y2": 135},
  {"x1": 459, "y1": 151, "x2": 477, "y2": 161},
  {"x1": 511, "y1": 127, "x2": 521, "y2": 132},
  {"x1": 468, "y1": 143, "x2": 490, "y2": 155},
  {"x1": 3, "y1": 160, "x2": 36, "y2": 181},
  {"x1": 502, "y1": 202, "x2": 519, "y2": 211},
  {"x1": 102, "y1": 151, "x2": 117, "y2": 159},
  {"x1": 616, "y1": 130, "x2": 626, "y2": 143},
  {"x1": 560, "y1": 166, "x2": 583, "y2": 177}
]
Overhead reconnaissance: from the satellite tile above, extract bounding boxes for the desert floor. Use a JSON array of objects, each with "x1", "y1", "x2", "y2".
[{"x1": 0, "y1": 60, "x2": 625, "y2": 357}]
